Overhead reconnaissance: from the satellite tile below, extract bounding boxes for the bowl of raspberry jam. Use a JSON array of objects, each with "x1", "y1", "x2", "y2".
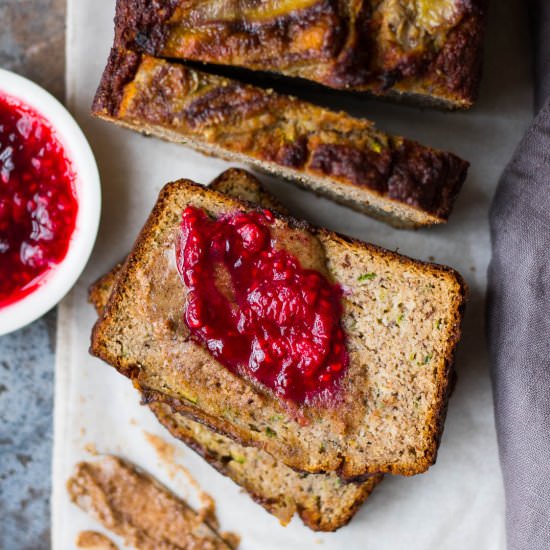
[{"x1": 0, "y1": 69, "x2": 100, "y2": 335}]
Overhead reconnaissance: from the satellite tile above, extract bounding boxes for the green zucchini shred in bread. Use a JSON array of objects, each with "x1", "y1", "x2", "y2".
[
  {"x1": 90, "y1": 168, "x2": 466, "y2": 479},
  {"x1": 92, "y1": 48, "x2": 469, "y2": 229},
  {"x1": 88, "y1": 170, "x2": 383, "y2": 532}
]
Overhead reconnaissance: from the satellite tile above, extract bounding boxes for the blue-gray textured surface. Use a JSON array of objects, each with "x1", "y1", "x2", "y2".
[
  {"x1": 0, "y1": 313, "x2": 56, "y2": 549},
  {"x1": 0, "y1": 1, "x2": 64, "y2": 548}
]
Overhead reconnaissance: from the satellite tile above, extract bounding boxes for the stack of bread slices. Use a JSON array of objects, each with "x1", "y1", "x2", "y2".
[
  {"x1": 88, "y1": 0, "x2": 482, "y2": 531},
  {"x1": 89, "y1": 169, "x2": 466, "y2": 530}
]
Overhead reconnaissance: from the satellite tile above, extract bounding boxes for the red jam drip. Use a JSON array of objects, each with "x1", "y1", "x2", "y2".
[
  {"x1": 176, "y1": 206, "x2": 349, "y2": 406},
  {"x1": 0, "y1": 93, "x2": 78, "y2": 308}
]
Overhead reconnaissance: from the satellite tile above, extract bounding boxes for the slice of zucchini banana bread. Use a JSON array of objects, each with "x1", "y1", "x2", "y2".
[
  {"x1": 89, "y1": 170, "x2": 383, "y2": 532},
  {"x1": 92, "y1": 48, "x2": 469, "y2": 229},
  {"x1": 90, "y1": 170, "x2": 466, "y2": 479},
  {"x1": 113, "y1": 0, "x2": 487, "y2": 109}
]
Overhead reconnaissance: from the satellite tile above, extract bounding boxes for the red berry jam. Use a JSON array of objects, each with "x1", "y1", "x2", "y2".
[
  {"x1": 176, "y1": 206, "x2": 349, "y2": 406},
  {"x1": 0, "y1": 92, "x2": 78, "y2": 308}
]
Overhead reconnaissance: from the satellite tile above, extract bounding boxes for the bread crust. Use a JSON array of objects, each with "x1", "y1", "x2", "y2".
[
  {"x1": 90, "y1": 173, "x2": 467, "y2": 479},
  {"x1": 111, "y1": 0, "x2": 487, "y2": 108},
  {"x1": 92, "y1": 49, "x2": 469, "y2": 228}
]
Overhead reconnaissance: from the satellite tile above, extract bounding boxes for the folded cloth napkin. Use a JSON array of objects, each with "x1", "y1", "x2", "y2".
[{"x1": 488, "y1": 2, "x2": 550, "y2": 549}]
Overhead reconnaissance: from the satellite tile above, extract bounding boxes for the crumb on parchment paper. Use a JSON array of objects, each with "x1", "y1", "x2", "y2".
[
  {"x1": 83, "y1": 442, "x2": 99, "y2": 456},
  {"x1": 143, "y1": 431, "x2": 178, "y2": 468},
  {"x1": 76, "y1": 530, "x2": 118, "y2": 550}
]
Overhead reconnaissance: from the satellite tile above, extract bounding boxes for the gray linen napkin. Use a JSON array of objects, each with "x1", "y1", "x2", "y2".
[{"x1": 487, "y1": 2, "x2": 550, "y2": 549}]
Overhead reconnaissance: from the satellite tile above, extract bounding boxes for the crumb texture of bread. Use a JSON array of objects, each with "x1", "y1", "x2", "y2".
[
  {"x1": 92, "y1": 50, "x2": 469, "y2": 229},
  {"x1": 90, "y1": 175, "x2": 466, "y2": 479},
  {"x1": 88, "y1": 170, "x2": 381, "y2": 532},
  {"x1": 113, "y1": 0, "x2": 487, "y2": 108},
  {"x1": 67, "y1": 456, "x2": 236, "y2": 550}
]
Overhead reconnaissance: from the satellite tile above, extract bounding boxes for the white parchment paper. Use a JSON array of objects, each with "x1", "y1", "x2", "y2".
[{"x1": 52, "y1": 1, "x2": 534, "y2": 548}]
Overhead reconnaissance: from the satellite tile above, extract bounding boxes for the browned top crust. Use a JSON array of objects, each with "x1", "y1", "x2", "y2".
[
  {"x1": 92, "y1": 49, "x2": 468, "y2": 223},
  {"x1": 112, "y1": 0, "x2": 487, "y2": 108}
]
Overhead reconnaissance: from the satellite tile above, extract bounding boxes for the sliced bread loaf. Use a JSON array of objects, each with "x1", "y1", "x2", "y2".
[
  {"x1": 92, "y1": 48, "x2": 469, "y2": 229},
  {"x1": 113, "y1": 0, "x2": 487, "y2": 109},
  {"x1": 90, "y1": 170, "x2": 466, "y2": 479},
  {"x1": 89, "y1": 170, "x2": 383, "y2": 531}
]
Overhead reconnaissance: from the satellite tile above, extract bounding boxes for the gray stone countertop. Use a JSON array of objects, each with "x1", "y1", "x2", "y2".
[{"x1": 0, "y1": 1, "x2": 65, "y2": 548}]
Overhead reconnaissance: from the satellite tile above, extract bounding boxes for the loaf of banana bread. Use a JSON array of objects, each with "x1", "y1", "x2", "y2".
[
  {"x1": 113, "y1": 0, "x2": 487, "y2": 109},
  {"x1": 92, "y1": 49, "x2": 469, "y2": 228}
]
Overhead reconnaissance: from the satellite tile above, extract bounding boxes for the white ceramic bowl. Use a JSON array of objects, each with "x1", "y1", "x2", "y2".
[{"x1": 0, "y1": 69, "x2": 101, "y2": 335}]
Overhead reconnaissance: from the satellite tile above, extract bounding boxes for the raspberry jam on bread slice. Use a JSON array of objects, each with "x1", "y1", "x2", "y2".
[{"x1": 176, "y1": 205, "x2": 349, "y2": 407}]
